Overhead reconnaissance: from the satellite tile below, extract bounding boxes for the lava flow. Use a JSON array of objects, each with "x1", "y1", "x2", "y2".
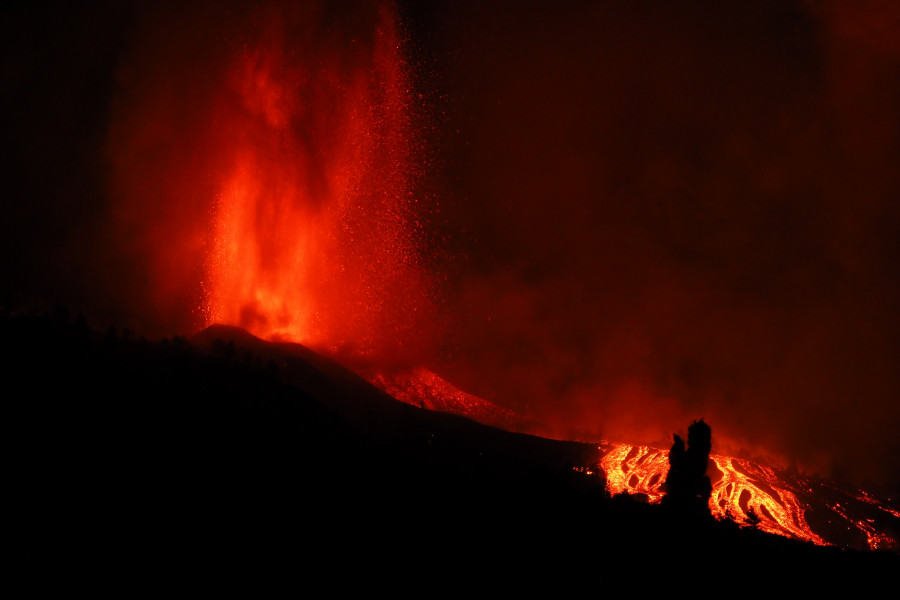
[
  {"x1": 369, "y1": 368, "x2": 518, "y2": 431},
  {"x1": 377, "y1": 368, "x2": 899, "y2": 552},
  {"x1": 600, "y1": 442, "x2": 898, "y2": 551},
  {"x1": 601, "y1": 443, "x2": 825, "y2": 543}
]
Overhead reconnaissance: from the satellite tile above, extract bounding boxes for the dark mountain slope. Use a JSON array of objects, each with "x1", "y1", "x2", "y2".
[{"x1": 5, "y1": 313, "x2": 897, "y2": 591}]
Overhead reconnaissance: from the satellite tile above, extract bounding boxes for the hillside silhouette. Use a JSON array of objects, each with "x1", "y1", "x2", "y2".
[{"x1": 5, "y1": 312, "x2": 897, "y2": 591}]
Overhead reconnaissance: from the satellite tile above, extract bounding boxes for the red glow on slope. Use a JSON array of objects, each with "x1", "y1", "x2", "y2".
[
  {"x1": 204, "y1": 4, "x2": 429, "y2": 357},
  {"x1": 375, "y1": 368, "x2": 899, "y2": 552},
  {"x1": 370, "y1": 368, "x2": 517, "y2": 430}
]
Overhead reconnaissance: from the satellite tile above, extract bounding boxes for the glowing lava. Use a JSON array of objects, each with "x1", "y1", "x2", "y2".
[
  {"x1": 370, "y1": 368, "x2": 517, "y2": 431},
  {"x1": 374, "y1": 368, "x2": 899, "y2": 552},
  {"x1": 202, "y1": 2, "x2": 430, "y2": 357},
  {"x1": 600, "y1": 443, "x2": 824, "y2": 542},
  {"x1": 600, "y1": 442, "x2": 899, "y2": 550}
]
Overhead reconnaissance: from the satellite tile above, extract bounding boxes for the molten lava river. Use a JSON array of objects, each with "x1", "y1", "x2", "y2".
[
  {"x1": 372, "y1": 370, "x2": 900, "y2": 554},
  {"x1": 599, "y1": 442, "x2": 900, "y2": 552}
]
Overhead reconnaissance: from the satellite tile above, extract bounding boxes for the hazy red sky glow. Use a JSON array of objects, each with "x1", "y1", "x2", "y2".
[{"x1": 2, "y1": 0, "x2": 899, "y2": 497}]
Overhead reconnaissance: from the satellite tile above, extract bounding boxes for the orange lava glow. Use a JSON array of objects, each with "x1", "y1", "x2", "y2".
[
  {"x1": 601, "y1": 442, "x2": 825, "y2": 543},
  {"x1": 599, "y1": 442, "x2": 900, "y2": 549},
  {"x1": 370, "y1": 368, "x2": 517, "y2": 430},
  {"x1": 203, "y1": 3, "x2": 429, "y2": 357},
  {"x1": 373, "y1": 368, "x2": 898, "y2": 551},
  {"x1": 599, "y1": 444, "x2": 671, "y2": 504},
  {"x1": 709, "y1": 455, "x2": 825, "y2": 544}
]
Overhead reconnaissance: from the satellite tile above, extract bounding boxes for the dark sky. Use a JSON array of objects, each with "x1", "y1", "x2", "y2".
[
  {"x1": 408, "y1": 0, "x2": 900, "y2": 497},
  {"x1": 3, "y1": 0, "x2": 899, "y2": 496}
]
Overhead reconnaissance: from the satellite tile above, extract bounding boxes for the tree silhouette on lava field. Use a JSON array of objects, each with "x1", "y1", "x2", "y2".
[{"x1": 662, "y1": 419, "x2": 713, "y2": 516}]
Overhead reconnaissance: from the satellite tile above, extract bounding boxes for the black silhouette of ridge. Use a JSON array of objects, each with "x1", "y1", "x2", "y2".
[{"x1": 5, "y1": 313, "x2": 897, "y2": 592}]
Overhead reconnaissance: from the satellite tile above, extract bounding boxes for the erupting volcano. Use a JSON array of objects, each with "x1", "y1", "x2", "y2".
[
  {"x1": 80, "y1": 0, "x2": 900, "y2": 546},
  {"x1": 203, "y1": 3, "x2": 429, "y2": 354},
  {"x1": 105, "y1": 0, "x2": 436, "y2": 358},
  {"x1": 5, "y1": 0, "x2": 900, "y2": 582}
]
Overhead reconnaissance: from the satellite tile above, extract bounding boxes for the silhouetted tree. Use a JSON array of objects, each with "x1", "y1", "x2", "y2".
[
  {"x1": 662, "y1": 419, "x2": 713, "y2": 517},
  {"x1": 746, "y1": 506, "x2": 761, "y2": 528}
]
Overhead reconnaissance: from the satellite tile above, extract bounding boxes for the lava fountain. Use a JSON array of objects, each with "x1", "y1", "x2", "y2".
[
  {"x1": 109, "y1": 1, "x2": 434, "y2": 357},
  {"x1": 206, "y1": 3, "x2": 427, "y2": 355}
]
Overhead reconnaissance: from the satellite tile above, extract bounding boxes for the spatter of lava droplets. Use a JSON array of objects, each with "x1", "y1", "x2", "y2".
[{"x1": 204, "y1": 2, "x2": 432, "y2": 358}]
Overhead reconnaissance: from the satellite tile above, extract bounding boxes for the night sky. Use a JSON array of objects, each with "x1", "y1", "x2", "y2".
[{"x1": 3, "y1": 1, "x2": 899, "y2": 497}]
